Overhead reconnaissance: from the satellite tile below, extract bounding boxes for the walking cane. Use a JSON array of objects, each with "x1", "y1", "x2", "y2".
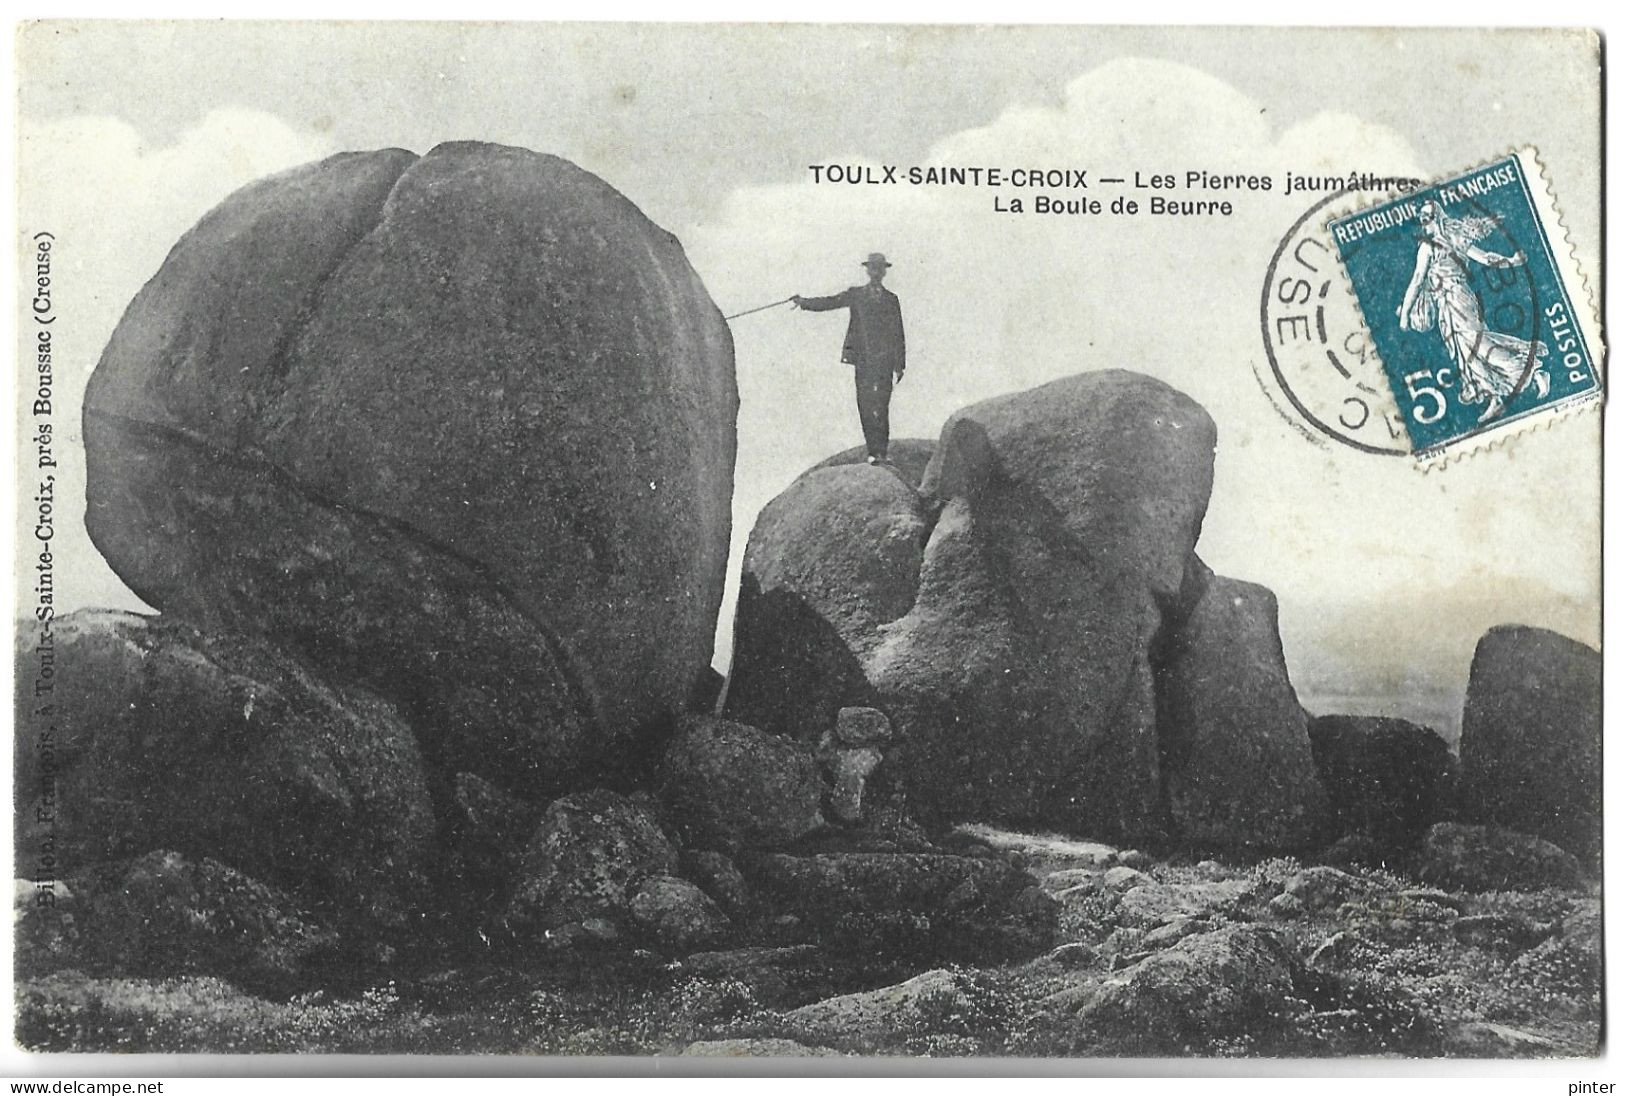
[{"x1": 724, "y1": 296, "x2": 795, "y2": 321}]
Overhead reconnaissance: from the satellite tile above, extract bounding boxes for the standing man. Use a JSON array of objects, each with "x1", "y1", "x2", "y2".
[{"x1": 793, "y1": 252, "x2": 906, "y2": 465}]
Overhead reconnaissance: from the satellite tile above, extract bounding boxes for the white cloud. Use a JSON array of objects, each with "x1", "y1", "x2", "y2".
[
  {"x1": 22, "y1": 108, "x2": 340, "y2": 327},
  {"x1": 18, "y1": 108, "x2": 339, "y2": 614}
]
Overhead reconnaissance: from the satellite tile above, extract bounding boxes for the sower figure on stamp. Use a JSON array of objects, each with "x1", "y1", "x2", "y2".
[{"x1": 793, "y1": 252, "x2": 906, "y2": 464}]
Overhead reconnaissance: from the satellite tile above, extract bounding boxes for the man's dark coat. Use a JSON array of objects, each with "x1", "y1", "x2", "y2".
[{"x1": 797, "y1": 285, "x2": 906, "y2": 375}]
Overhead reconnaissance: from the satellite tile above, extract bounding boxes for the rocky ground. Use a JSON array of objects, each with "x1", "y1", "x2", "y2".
[{"x1": 15, "y1": 823, "x2": 1599, "y2": 1058}]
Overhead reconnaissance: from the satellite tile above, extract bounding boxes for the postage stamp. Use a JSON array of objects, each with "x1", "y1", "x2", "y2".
[{"x1": 1327, "y1": 148, "x2": 1603, "y2": 460}]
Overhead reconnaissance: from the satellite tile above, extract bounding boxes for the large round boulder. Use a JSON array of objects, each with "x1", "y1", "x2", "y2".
[
  {"x1": 1309, "y1": 715, "x2": 1456, "y2": 848},
  {"x1": 13, "y1": 609, "x2": 434, "y2": 925},
  {"x1": 1157, "y1": 572, "x2": 1328, "y2": 850},
  {"x1": 82, "y1": 141, "x2": 737, "y2": 797},
  {"x1": 1458, "y1": 626, "x2": 1600, "y2": 871}
]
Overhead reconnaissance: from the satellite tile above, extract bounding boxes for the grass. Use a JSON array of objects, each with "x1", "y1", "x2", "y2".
[
  {"x1": 17, "y1": 968, "x2": 783, "y2": 1056},
  {"x1": 15, "y1": 857, "x2": 1601, "y2": 1058}
]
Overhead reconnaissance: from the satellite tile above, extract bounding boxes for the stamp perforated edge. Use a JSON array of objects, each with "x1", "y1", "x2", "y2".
[{"x1": 1320, "y1": 146, "x2": 1604, "y2": 470}]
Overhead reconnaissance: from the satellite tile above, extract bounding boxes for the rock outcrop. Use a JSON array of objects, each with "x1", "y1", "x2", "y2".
[
  {"x1": 678, "y1": 850, "x2": 756, "y2": 920},
  {"x1": 1277, "y1": 866, "x2": 1373, "y2": 914},
  {"x1": 1156, "y1": 572, "x2": 1327, "y2": 849},
  {"x1": 15, "y1": 851, "x2": 338, "y2": 994},
  {"x1": 1458, "y1": 626, "x2": 1601, "y2": 871},
  {"x1": 658, "y1": 716, "x2": 825, "y2": 851},
  {"x1": 1413, "y1": 822, "x2": 1586, "y2": 893},
  {"x1": 681, "y1": 1038, "x2": 842, "y2": 1058},
  {"x1": 677, "y1": 944, "x2": 827, "y2": 1002},
  {"x1": 739, "y1": 850, "x2": 1057, "y2": 959},
  {"x1": 728, "y1": 371, "x2": 1326, "y2": 851},
  {"x1": 1112, "y1": 878, "x2": 1251, "y2": 930},
  {"x1": 728, "y1": 371, "x2": 1219, "y2": 839},
  {"x1": 781, "y1": 968, "x2": 977, "y2": 1051},
  {"x1": 627, "y1": 874, "x2": 730, "y2": 949},
  {"x1": 818, "y1": 739, "x2": 884, "y2": 824},
  {"x1": 1442, "y1": 1022, "x2": 1565, "y2": 1058},
  {"x1": 82, "y1": 141, "x2": 738, "y2": 797},
  {"x1": 1073, "y1": 926, "x2": 1304, "y2": 1048},
  {"x1": 816, "y1": 707, "x2": 893, "y2": 823},
  {"x1": 13, "y1": 609, "x2": 434, "y2": 925},
  {"x1": 1309, "y1": 715, "x2": 1456, "y2": 848},
  {"x1": 894, "y1": 372, "x2": 1218, "y2": 834},
  {"x1": 506, "y1": 789, "x2": 679, "y2": 933}
]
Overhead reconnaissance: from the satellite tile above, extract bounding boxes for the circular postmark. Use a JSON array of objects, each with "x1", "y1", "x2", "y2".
[{"x1": 1260, "y1": 185, "x2": 1545, "y2": 457}]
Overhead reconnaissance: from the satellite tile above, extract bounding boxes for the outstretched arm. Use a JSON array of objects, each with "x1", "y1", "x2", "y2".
[
  {"x1": 1397, "y1": 243, "x2": 1430, "y2": 331},
  {"x1": 792, "y1": 289, "x2": 852, "y2": 312},
  {"x1": 1464, "y1": 243, "x2": 1526, "y2": 269}
]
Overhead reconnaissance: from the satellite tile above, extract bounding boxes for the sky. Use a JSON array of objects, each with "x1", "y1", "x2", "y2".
[{"x1": 15, "y1": 23, "x2": 1602, "y2": 737}]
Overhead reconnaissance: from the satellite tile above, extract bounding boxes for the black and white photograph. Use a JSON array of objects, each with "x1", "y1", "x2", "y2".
[{"x1": 7, "y1": 20, "x2": 1605, "y2": 1068}]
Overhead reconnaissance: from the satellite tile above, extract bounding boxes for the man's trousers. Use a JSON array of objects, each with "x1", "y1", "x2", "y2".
[{"x1": 854, "y1": 365, "x2": 894, "y2": 460}]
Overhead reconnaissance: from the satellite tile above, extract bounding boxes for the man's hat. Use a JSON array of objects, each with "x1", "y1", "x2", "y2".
[{"x1": 862, "y1": 252, "x2": 892, "y2": 268}]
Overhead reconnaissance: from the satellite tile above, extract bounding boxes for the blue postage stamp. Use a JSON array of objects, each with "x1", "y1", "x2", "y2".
[{"x1": 1329, "y1": 149, "x2": 1602, "y2": 458}]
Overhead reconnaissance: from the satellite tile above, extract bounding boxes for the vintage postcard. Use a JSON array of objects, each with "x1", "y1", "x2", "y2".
[{"x1": 10, "y1": 22, "x2": 1603, "y2": 1062}]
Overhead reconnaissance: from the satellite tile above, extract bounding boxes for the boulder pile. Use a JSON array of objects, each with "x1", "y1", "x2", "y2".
[
  {"x1": 727, "y1": 371, "x2": 1325, "y2": 850},
  {"x1": 20, "y1": 143, "x2": 1060, "y2": 984}
]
